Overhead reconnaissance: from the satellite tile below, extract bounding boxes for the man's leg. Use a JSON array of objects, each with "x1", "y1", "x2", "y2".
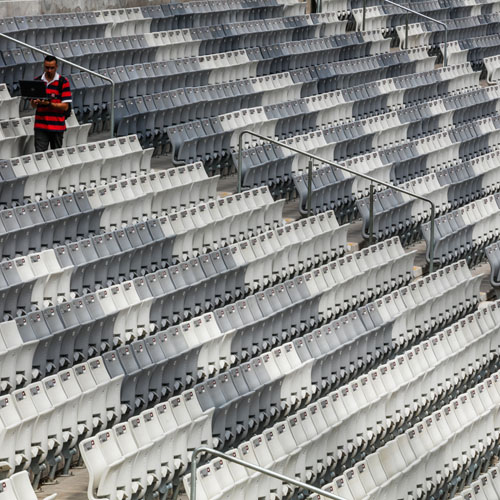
[
  {"x1": 48, "y1": 131, "x2": 64, "y2": 150},
  {"x1": 34, "y1": 128, "x2": 50, "y2": 152}
]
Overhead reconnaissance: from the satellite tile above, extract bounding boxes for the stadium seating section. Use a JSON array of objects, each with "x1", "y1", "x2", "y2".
[{"x1": 2, "y1": 0, "x2": 500, "y2": 499}]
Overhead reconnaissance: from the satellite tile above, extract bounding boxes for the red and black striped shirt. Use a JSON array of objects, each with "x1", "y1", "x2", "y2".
[{"x1": 34, "y1": 73, "x2": 72, "y2": 132}]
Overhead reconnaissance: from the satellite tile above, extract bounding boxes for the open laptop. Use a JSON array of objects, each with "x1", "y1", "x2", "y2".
[{"x1": 19, "y1": 80, "x2": 48, "y2": 99}]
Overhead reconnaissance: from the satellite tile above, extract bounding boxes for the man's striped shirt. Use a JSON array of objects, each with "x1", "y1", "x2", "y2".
[{"x1": 34, "y1": 72, "x2": 72, "y2": 132}]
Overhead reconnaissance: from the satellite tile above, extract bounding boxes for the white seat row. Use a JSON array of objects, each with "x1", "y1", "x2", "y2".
[
  {"x1": 321, "y1": 373, "x2": 500, "y2": 500},
  {"x1": 144, "y1": 15, "x2": 348, "y2": 60},
  {"x1": 0, "y1": 471, "x2": 56, "y2": 500},
  {"x1": 0, "y1": 356, "x2": 122, "y2": 481},
  {"x1": 0, "y1": 248, "x2": 73, "y2": 313},
  {"x1": 455, "y1": 464, "x2": 500, "y2": 500},
  {"x1": 422, "y1": 194, "x2": 500, "y2": 264},
  {"x1": 0, "y1": 84, "x2": 20, "y2": 121},
  {"x1": 1, "y1": 135, "x2": 152, "y2": 204},
  {"x1": 341, "y1": 114, "x2": 500, "y2": 195},
  {"x1": 16, "y1": 114, "x2": 91, "y2": 155},
  {"x1": 99, "y1": 10, "x2": 152, "y2": 37}
]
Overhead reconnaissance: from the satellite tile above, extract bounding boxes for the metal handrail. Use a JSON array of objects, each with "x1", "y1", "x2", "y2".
[
  {"x1": 361, "y1": 0, "x2": 448, "y2": 66},
  {"x1": 237, "y1": 130, "x2": 436, "y2": 272},
  {"x1": 0, "y1": 32, "x2": 115, "y2": 138},
  {"x1": 190, "y1": 446, "x2": 346, "y2": 500}
]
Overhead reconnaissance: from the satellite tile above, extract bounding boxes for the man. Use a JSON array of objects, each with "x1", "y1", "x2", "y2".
[{"x1": 31, "y1": 55, "x2": 72, "y2": 152}]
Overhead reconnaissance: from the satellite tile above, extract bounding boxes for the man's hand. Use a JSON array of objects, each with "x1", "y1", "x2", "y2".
[{"x1": 31, "y1": 98, "x2": 50, "y2": 108}]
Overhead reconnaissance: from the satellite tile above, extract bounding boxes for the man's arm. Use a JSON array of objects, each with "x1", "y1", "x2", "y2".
[
  {"x1": 30, "y1": 99, "x2": 62, "y2": 109},
  {"x1": 47, "y1": 101, "x2": 69, "y2": 112}
]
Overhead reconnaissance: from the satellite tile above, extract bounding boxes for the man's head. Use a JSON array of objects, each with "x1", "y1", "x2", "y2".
[{"x1": 43, "y1": 55, "x2": 58, "y2": 81}]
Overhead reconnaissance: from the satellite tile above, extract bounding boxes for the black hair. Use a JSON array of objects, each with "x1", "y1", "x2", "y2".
[{"x1": 44, "y1": 55, "x2": 57, "y2": 64}]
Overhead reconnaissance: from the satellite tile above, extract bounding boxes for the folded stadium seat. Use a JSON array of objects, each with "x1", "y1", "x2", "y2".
[
  {"x1": 7, "y1": 471, "x2": 56, "y2": 500},
  {"x1": 486, "y1": 241, "x2": 500, "y2": 286},
  {"x1": 0, "y1": 84, "x2": 19, "y2": 121},
  {"x1": 0, "y1": 119, "x2": 28, "y2": 158},
  {"x1": 65, "y1": 112, "x2": 92, "y2": 146},
  {"x1": 484, "y1": 54, "x2": 500, "y2": 83},
  {"x1": 0, "y1": 392, "x2": 37, "y2": 475}
]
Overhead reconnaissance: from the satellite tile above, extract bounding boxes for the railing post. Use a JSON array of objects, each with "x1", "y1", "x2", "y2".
[
  {"x1": 405, "y1": 12, "x2": 409, "y2": 50},
  {"x1": 443, "y1": 26, "x2": 448, "y2": 66},
  {"x1": 307, "y1": 158, "x2": 313, "y2": 217},
  {"x1": 369, "y1": 182, "x2": 374, "y2": 244},
  {"x1": 429, "y1": 205, "x2": 435, "y2": 273},
  {"x1": 111, "y1": 83, "x2": 115, "y2": 138},
  {"x1": 237, "y1": 132, "x2": 245, "y2": 194},
  {"x1": 190, "y1": 449, "x2": 200, "y2": 500}
]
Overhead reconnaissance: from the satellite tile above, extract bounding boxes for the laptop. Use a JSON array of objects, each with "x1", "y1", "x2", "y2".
[{"x1": 19, "y1": 80, "x2": 48, "y2": 99}]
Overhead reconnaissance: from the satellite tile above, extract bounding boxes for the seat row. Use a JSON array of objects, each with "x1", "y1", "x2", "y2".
[
  {"x1": 356, "y1": 146, "x2": 500, "y2": 244},
  {"x1": 143, "y1": 0, "x2": 298, "y2": 32},
  {"x1": 352, "y1": 0, "x2": 500, "y2": 32},
  {"x1": 143, "y1": 13, "x2": 346, "y2": 60},
  {"x1": 421, "y1": 193, "x2": 500, "y2": 266},
  {"x1": 454, "y1": 464, "x2": 500, "y2": 500},
  {"x1": 0, "y1": 9, "x2": 149, "y2": 50},
  {"x1": 0, "y1": 135, "x2": 152, "y2": 205},
  {"x1": 397, "y1": 13, "x2": 500, "y2": 50},
  {"x1": 315, "y1": 370, "x2": 500, "y2": 500},
  {"x1": 442, "y1": 34, "x2": 500, "y2": 68},
  {"x1": 0, "y1": 115, "x2": 89, "y2": 159}
]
